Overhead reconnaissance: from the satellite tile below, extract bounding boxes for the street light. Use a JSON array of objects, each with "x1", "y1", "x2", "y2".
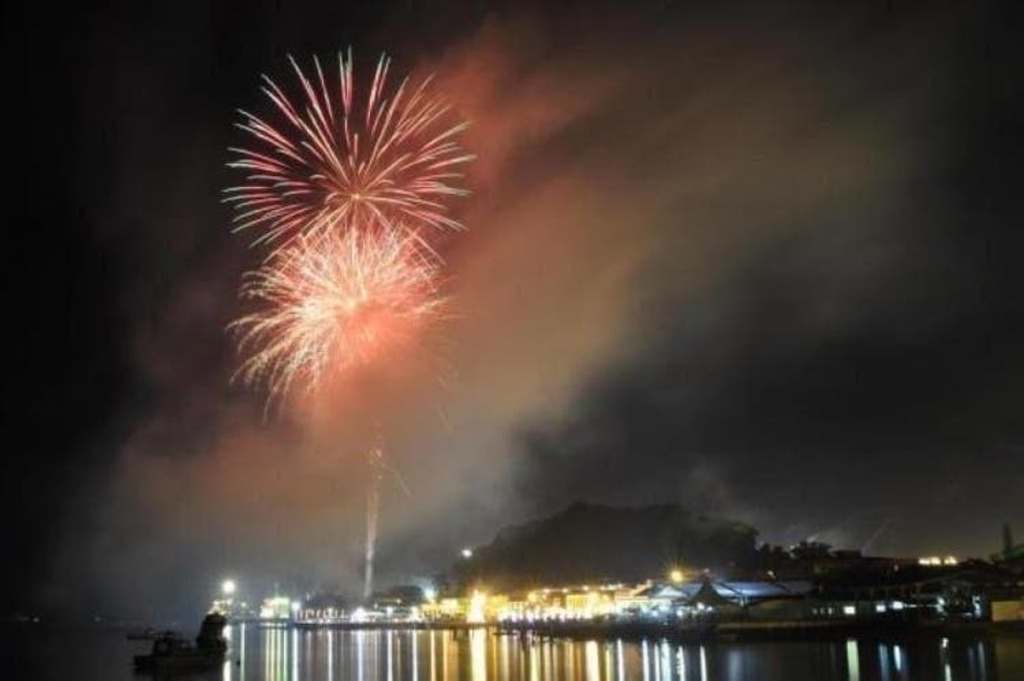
[
  {"x1": 669, "y1": 569, "x2": 684, "y2": 584},
  {"x1": 222, "y1": 579, "x2": 237, "y2": 596},
  {"x1": 461, "y1": 548, "x2": 473, "y2": 559}
]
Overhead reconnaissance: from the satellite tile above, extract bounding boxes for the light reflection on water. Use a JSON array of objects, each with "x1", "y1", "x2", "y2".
[{"x1": 217, "y1": 624, "x2": 1024, "y2": 681}]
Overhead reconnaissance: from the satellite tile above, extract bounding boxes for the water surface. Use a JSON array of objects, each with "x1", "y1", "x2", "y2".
[{"x1": 9, "y1": 622, "x2": 1024, "y2": 680}]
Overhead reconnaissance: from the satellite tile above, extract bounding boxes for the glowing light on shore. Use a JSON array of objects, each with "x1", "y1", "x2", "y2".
[{"x1": 467, "y1": 590, "x2": 487, "y2": 624}]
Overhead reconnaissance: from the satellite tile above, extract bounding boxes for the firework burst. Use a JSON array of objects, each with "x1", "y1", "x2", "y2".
[
  {"x1": 231, "y1": 228, "x2": 446, "y2": 402},
  {"x1": 226, "y1": 51, "x2": 473, "y2": 254}
]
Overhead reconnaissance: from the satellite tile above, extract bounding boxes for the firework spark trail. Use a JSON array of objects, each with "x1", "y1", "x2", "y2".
[
  {"x1": 364, "y1": 447, "x2": 384, "y2": 600},
  {"x1": 225, "y1": 51, "x2": 473, "y2": 255},
  {"x1": 231, "y1": 227, "x2": 446, "y2": 403}
]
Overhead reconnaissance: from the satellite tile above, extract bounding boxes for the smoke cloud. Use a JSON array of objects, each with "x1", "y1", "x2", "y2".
[{"x1": 48, "y1": 4, "x2": 1022, "y2": 620}]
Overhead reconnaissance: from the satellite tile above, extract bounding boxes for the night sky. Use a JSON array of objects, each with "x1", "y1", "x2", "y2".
[{"x1": 2, "y1": 1, "x2": 1021, "y2": 620}]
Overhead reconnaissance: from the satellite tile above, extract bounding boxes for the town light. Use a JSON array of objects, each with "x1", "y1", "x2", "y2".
[
  {"x1": 670, "y1": 569, "x2": 684, "y2": 584},
  {"x1": 222, "y1": 579, "x2": 237, "y2": 596},
  {"x1": 467, "y1": 590, "x2": 487, "y2": 624},
  {"x1": 461, "y1": 548, "x2": 474, "y2": 559}
]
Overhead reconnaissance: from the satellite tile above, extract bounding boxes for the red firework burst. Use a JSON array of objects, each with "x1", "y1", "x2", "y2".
[
  {"x1": 231, "y1": 227, "x2": 446, "y2": 401},
  {"x1": 226, "y1": 51, "x2": 472, "y2": 254}
]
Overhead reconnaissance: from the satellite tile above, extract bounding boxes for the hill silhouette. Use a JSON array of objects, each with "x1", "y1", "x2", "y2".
[{"x1": 452, "y1": 502, "x2": 758, "y2": 590}]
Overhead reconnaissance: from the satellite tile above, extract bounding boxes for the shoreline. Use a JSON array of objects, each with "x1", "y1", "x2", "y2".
[
  {"x1": 241, "y1": 618, "x2": 1024, "y2": 643},
  {"x1": 495, "y1": 619, "x2": 1024, "y2": 643}
]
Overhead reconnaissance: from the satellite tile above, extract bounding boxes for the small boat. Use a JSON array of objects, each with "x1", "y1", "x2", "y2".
[{"x1": 133, "y1": 612, "x2": 228, "y2": 673}]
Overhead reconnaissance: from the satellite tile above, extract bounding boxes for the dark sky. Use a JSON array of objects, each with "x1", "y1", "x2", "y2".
[{"x1": 2, "y1": 1, "x2": 1021, "y2": 619}]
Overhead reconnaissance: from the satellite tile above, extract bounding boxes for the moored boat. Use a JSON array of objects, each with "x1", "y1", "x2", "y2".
[{"x1": 133, "y1": 612, "x2": 228, "y2": 673}]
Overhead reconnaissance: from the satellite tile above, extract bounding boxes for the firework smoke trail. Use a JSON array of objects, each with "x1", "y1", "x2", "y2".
[
  {"x1": 226, "y1": 51, "x2": 473, "y2": 255},
  {"x1": 363, "y1": 443, "x2": 413, "y2": 599},
  {"x1": 231, "y1": 227, "x2": 446, "y2": 402},
  {"x1": 364, "y1": 448, "x2": 384, "y2": 600}
]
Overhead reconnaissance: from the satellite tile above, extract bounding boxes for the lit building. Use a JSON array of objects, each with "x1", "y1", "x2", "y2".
[
  {"x1": 615, "y1": 583, "x2": 688, "y2": 619},
  {"x1": 295, "y1": 594, "x2": 348, "y2": 624},
  {"x1": 259, "y1": 595, "x2": 295, "y2": 621},
  {"x1": 421, "y1": 596, "x2": 466, "y2": 621}
]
